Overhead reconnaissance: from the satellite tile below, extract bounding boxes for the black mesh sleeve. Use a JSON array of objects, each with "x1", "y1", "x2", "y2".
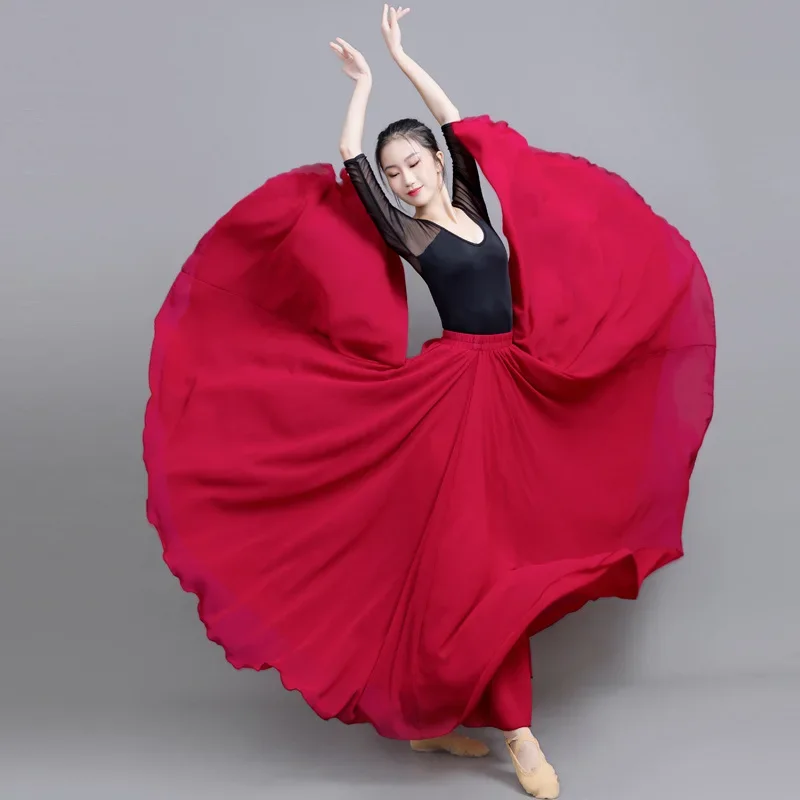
[
  {"x1": 343, "y1": 153, "x2": 426, "y2": 266},
  {"x1": 441, "y1": 122, "x2": 491, "y2": 224}
]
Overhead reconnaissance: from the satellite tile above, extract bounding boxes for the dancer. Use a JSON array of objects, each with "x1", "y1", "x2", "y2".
[{"x1": 143, "y1": 6, "x2": 715, "y2": 797}]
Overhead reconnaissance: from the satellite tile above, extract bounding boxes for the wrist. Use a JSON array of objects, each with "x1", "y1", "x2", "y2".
[{"x1": 391, "y1": 46, "x2": 406, "y2": 63}]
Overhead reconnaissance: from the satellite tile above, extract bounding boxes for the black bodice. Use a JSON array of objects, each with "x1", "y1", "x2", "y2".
[{"x1": 343, "y1": 123, "x2": 512, "y2": 335}]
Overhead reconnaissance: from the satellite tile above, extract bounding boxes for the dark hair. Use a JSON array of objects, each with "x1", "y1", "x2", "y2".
[{"x1": 375, "y1": 118, "x2": 446, "y2": 190}]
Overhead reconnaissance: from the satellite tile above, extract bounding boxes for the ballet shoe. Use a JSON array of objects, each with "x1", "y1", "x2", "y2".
[
  {"x1": 504, "y1": 730, "x2": 560, "y2": 798},
  {"x1": 410, "y1": 732, "x2": 490, "y2": 757}
]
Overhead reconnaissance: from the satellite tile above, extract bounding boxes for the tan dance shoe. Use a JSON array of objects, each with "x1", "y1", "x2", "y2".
[{"x1": 504, "y1": 730, "x2": 560, "y2": 798}]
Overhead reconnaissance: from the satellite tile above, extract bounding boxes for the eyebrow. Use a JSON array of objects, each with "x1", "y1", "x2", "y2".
[{"x1": 382, "y1": 152, "x2": 420, "y2": 170}]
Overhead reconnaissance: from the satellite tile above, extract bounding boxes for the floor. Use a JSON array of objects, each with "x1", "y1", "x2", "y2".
[{"x1": 2, "y1": 674, "x2": 795, "y2": 799}]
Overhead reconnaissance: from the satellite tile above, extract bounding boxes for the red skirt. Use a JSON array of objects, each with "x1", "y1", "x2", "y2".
[{"x1": 143, "y1": 116, "x2": 715, "y2": 739}]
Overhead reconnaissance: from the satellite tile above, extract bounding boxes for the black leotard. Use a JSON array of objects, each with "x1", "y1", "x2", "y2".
[{"x1": 343, "y1": 123, "x2": 513, "y2": 335}]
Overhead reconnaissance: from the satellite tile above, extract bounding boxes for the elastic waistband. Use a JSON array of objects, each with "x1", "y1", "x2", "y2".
[{"x1": 441, "y1": 329, "x2": 514, "y2": 350}]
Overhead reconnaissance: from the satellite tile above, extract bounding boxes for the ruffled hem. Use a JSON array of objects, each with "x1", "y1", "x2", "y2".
[{"x1": 149, "y1": 484, "x2": 679, "y2": 738}]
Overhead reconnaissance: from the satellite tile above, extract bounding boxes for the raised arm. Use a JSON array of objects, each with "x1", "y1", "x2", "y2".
[
  {"x1": 330, "y1": 38, "x2": 372, "y2": 160},
  {"x1": 380, "y1": 5, "x2": 460, "y2": 126},
  {"x1": 343, "y1": 153, "x2": 421, "y2": 264},
  {"x1": 441, "y1": 122, "x2": 491, "y2": 223},
  {"x1": 330, "y1": 35, "x2": 425, "y2": 267},
  {"x1": 380, "y1": 7, "x2": 489, "y2": 222}
]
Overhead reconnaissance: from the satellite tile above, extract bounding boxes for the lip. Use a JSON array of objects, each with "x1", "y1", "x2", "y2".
[{"x1": 407, "y1": 186, "x2": 422, "y2": 197}]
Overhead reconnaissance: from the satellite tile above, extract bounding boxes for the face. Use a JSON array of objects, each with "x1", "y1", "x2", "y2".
[{"x1": 379, "y1": 136, "x2": 444, "y2": 208}]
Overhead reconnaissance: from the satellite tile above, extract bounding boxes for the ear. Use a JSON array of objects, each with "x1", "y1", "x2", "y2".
[{"x1": 436, "y1": 150, "x2": 445, "y2": 171}]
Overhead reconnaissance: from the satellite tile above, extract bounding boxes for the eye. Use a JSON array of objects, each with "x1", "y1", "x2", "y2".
[{"x1": 409, "y1": 160, "x2": 420, "y2": 168}]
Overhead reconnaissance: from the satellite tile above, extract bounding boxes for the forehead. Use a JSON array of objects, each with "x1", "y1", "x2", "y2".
[{"x1": 380, "y1": 137, "x2": 423, "y2": 168}]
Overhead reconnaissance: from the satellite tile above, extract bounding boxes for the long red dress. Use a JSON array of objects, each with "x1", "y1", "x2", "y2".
[{"x1": 142, "y1": 115, "x2": 716, "y2": 739}]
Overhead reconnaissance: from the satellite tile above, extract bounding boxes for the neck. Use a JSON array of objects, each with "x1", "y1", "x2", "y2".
[{"x1": 414, "y1": 187, "x2": 458, "y2": 224}]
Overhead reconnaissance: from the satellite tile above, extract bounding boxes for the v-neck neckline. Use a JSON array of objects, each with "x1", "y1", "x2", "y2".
[{"x1": 415, "y1": 212, "x2": 486, "y2": 247}]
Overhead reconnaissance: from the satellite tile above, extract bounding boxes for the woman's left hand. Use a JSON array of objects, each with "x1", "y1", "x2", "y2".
[{"x1": 381, "y1": 4, "x2": 411, "y2": 58}]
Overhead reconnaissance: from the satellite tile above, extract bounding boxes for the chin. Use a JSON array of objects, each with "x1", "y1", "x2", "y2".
[{"x1": 405, "y1": 191, "x2": 427, "y2": 207}]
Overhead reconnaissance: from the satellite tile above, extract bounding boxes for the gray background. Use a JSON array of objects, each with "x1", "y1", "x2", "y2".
[{"x1": 1, "y1": 0, "x2": 798, "y2": 797}]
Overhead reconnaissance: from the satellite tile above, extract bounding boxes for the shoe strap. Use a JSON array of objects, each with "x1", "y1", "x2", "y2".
[{"x1": 507, "y1": 730, "x2": 537, "y2": 745}]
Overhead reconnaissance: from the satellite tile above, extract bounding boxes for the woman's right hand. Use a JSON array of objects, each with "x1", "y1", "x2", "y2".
[{"x1": 329, "y1": 38, "x2": 371, "y2": 82}]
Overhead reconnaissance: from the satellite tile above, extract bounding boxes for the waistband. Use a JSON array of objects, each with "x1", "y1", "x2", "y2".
[{"x1": 441, "y1": 329, "x2": 514, "y2": 350}]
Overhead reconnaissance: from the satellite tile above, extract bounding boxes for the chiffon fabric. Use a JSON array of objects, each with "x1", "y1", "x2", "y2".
[{"x1": 143, "y1": 115, "x2": 715, "y2": 739}]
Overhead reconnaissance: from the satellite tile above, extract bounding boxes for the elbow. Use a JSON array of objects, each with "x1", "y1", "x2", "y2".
[
  {"x1": 438, "y1": 106, "x2": 461, "y2": 126},
  {"x1": 340, "y1": 144, "x2": 363, "y2": 161}
]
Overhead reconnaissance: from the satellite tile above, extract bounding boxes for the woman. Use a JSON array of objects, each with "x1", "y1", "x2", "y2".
[{"x1": 143, "y1": 6, "x2": 715, "y2": 798}]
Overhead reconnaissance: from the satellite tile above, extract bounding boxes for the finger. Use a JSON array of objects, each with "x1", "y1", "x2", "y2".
[
  {"x1": 382, "y1": 4, "x2": 388, "y2": 27},
  {"x1": 335, "y1": 37, "x2": 355, "y2": 53}
]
